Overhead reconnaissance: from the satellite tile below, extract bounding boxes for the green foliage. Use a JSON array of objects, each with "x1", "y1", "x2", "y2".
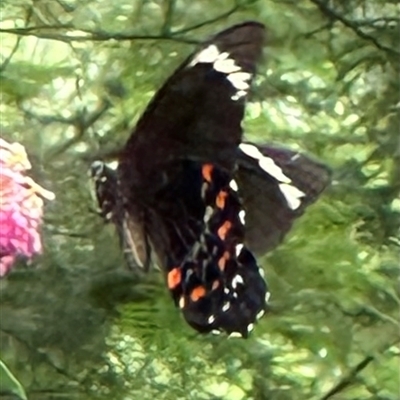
[
  {"x1": 0, "y1": 360, "x2": 27, "y2": 400},
  {"x1": 0, "y1": 0, "x2": 398, "y2": 399}
]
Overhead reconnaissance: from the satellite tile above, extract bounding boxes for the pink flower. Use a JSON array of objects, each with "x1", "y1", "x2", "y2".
[{"x1": 0, "y1": 138, "x2": 55, "y2": 277}]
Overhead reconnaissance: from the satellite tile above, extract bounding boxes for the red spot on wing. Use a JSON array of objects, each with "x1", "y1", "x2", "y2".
[
  {"x1": 217, "y1": 220, "x2": 232, "y2": 240},
  {"x1": 202, "y1": 164, "x2": 214, "y2": 183},
  {"x1": 216, "y1": 190, "x2": 228, "y2": 209},
  {"x1": 168, "y1": 267, "x2": 181, "y2": 289},
  {"x1": 190, "y1": 286, "x2": 206, "y2": 302},
  {"x1": 218, "y1": 251, "x2": 230, "y2": 271}
]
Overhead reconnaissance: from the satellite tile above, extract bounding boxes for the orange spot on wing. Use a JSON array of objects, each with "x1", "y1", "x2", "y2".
[
  {"x1": 167, "y1": 267, "x2": 181, "y2": 289},
  {"x1": 217, "y1": 220, "x2": 232, "y2": 240},
  {"x1": 216, "y1": 190, "x2": 228, "y2": 209},
  {"x1": 218, "y1": 251, "x2": 230, "y2": 271},
  {"x1": 190, "y1": 286, "x2": 206, "y2": 302},
  {"x1": 202, "y1": 164, "x2": 214, "y2": 182}
]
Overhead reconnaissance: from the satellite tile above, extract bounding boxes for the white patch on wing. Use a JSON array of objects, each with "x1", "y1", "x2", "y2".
[
  {"x1": 238, "y1": 210, "x2": 246, "y2": 224},
  {"x1": 256, "y1": 310, "x2": 265, "y2": 320},
  {"x1": 258, "y1": 157, "x2": 291, "y2": 183},
  {"x1": 231, "y1": 90, "x2": 247, "y2": 101},
  {"x1": 239, "y1": 143, "x2": 263, "y2": 159},
  {"x1": 278, "y1": 183, "x2": 305, "y2": 210},
  {"x1": 214, "y1": 56, "x2": 241, "y2": 74},
  {"x1": 229, "y1": 179, "x2": 238, "y2": 191},
  {"x1": 235, "y1": 243, "x2": 244, "y2": 256},
  {"x1": 239, "y1": 143, "x2": 306, "y2": 210},
  {"x1": 189, "y1": 44, "x2": 220, "y2": 66},
  {"x1": 105, "y1": 160, "x2": 119, "y2": 170},
  {"x1": 228, "y1": 332, "x2": 243, "y2": 338},
  {"x1": 227, "y1": 72, "x2": 251, "y2": 90},
  {"x1": 232, "y1": 274, "x2": 244, "y2": 289},
  {"x1": 189, "y1": 44, "x2": 252, "y2": 101}
]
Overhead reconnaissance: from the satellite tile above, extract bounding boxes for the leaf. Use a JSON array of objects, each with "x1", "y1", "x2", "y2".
[{"x1": 0, "y1": 359, "x2": 28, "y2": 400}]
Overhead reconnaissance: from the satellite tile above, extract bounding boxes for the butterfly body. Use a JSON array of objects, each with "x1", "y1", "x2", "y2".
[{"x1": 90, "y1": 22, "x2": 330, "y2": 337}]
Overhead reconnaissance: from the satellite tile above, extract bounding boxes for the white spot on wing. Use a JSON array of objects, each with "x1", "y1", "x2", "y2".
[
  {"x1": 222, "y1": 302, "x2": 230, "y2": 312},
  {"x1": 227, "y1": 72, "x2": 251, "y2": 90},
  {"x1": 231, "y1": 90, "x2": 247, "y2": 101},
  {"x1": 211, "y1": 329, "x2": 221, "y2": 335},
  {"x1": 232, "y1": 274, "x2": 244, "y2": 289},
  {"x1": 256, "y1": 310, "x2": 265, "y2": 320},
  {"x1": 265, "y1": 292, "x2": 271, "y2": 303},
  {"x1": 258, "y1": 157, "x2": 291, "y2": 183},
  {"x1": 229, "y1": 179, "x2": 238, "y2": 191},
  {"x1": 239, "y1": 143, "x2": 305, "y2": 210},
  {"x1": 208, "y1": 315, "x2": 215, "y2": 324},
  {"x1": 105, "y1": 160, "x2": 119, "y2": 170},
  {"x1": 228, "y1": 332, "x2": 242, "y2": 338},
  {"x1": 239, "y1": 210, "x2": 246, "y2": 224},
  {"x1": 189, "y1": 44, "x2": 251, "y2": 102},
  {"x1": 189, "y1": 45, "x2": 220, "y2": 66},
  {"x1": 239, "y1": 143, "x2": 264, "y2": 159},
  {"x1": 214, "y1": 57, "x2": 241, "y2": 74},
  {"x1": 247, "y1": 323, "x2": 254, "y2": 333},
  {"x1": 235, "y1": 243, "x2": 244, "y2": 256},
  {"x1": 258, "y1": 267, "x2": 265, "y2": 278},
  {"x1": 278, "y1": 183, "x2": 305, "y2": 210}
]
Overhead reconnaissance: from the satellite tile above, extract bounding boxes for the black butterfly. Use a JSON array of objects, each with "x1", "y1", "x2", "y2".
[{"x1": 90, "y1": 22, "x2": 331, "y2": 338}]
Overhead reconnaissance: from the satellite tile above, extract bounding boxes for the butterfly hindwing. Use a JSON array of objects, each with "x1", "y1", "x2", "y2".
[
  {"x1": 164, "y1": 162, "x2": 268, "y2": 337},
  {"x1": 236, "y1": 143, "x2": 331, "y2": 254}
]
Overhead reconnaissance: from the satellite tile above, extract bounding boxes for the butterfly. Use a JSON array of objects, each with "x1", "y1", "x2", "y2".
[{"x1": 90, "y1": 22, "x2": 331, "y2": 337}]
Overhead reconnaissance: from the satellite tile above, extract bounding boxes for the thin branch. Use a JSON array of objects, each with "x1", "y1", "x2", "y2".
[
  {"x1": 45, "y1": 99, "x2": 112, "y2": 161},
  {"x1": 319, "y1": 355, "x2": 374, "y2": 400},
  {"x1": 0, "y1": 5, "x2": 33, "y2": 72},
  {"x1": 0, "y1": 327, "x2": 80, "y2": 384},
  {"x1": 0, "y1": 4, "x2": 245, "y2": 45},
  {"x1": 173, "y1": 4, "x2": 241, "y2": 35},
  {"x1": 309, "y1": 0, "x2": 400, "y2": 57},
  {"x1": 0, "y1": 26, "x2": 197, "y2": 44},
  {"x1": 161, "y1": 0, "x2": 177, "y2": 35},
  {"x1": 319, "y1": 337, "x2": 400, "y2": 400}
]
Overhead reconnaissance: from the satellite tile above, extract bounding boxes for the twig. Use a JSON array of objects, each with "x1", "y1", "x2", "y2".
[
  {"x1": 161, "y1": 0, "x2": 177, "y2": 35},
  {"x1": 0, "y1": 26, "x2": 197, "y2": 44},
  {"x1": 319, "y1": 355, "x2": 374, "y2": 400},
  {"x1": 173, "y1": 4, "x2": 241, "y2": 35},
  {"x1": 0, "y1": 6, "x2": 33, "y2": 72},
  {"x1": 44, "y1": 99, "x2": 111, "y2": 161},
  {"x1": 309, "y1": 0, "x2": 400, "y2": 57},
  {"x1": 319, "y1": 337, "x2": 400, "y2": 400}
]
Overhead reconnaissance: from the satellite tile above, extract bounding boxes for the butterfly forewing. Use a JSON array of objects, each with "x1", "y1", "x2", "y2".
[{"x1": 119, "y1": 22, "x2": 266, "y2": 189}]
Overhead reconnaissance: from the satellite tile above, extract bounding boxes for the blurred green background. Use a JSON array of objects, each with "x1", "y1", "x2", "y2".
[{"x1": 0, "y1": 0, "x2": 398, "y2": 399}]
